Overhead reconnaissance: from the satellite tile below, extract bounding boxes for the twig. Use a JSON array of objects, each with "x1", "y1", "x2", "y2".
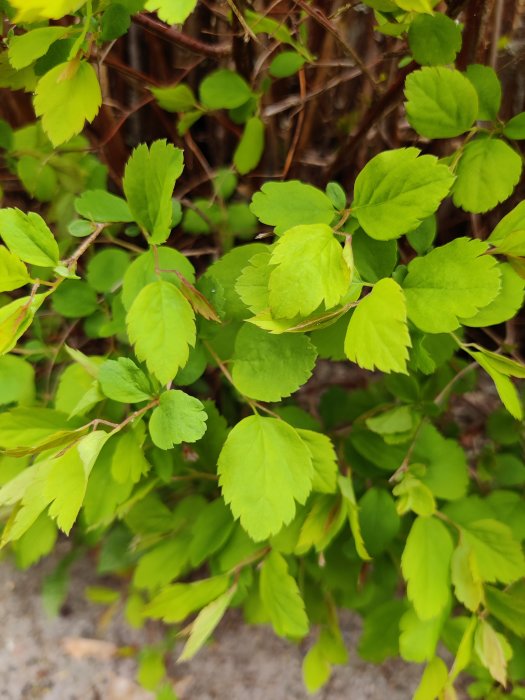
[{"x1": 133, "y1": 13, "x2": 230, "y2": 57}]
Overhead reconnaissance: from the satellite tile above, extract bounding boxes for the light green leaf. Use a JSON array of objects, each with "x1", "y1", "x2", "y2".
[
  {"x1": 151, "y1": 83, "x2": 197, "y2": 112},
  {"x1": 461, "y1": 263, "x2": 524, "y2": 327},
  {"x1": 338, "y1": 474, "x2": 371, "y2": 560},
  {"x1": 111, "y1": 427, "x2": 149, "y2": 484},
  {"x1": 0, "y1": 246, "x2": 30, "y2": 292},
  {"x1": 0, "y1": 208, "x2": 59, "y2": 267},
  {"x1": 470, "y1": 351, "x2": 523, "y2": 420},
  {"x1": 8, "y1": 27, "x2": 69, "y2": 70},
  {"x1": 234, "y1": 116, "x2": 265, "y2": 175},
  {"x1": 296, "y1": 429, "x2": 338, "y2": 494},
  {"x1": 0, "y1": 355, "x2": 35, "y2": 407},
  {"x1": 34, "y1": 60, "x2": 102, "y2": 147},
  {"x1": 144, "y1": 0, "x2": 197, "y2": 24},
  {"x1": 133, "y1": 536, "x2": 190, "y2": 590},
  {"x1": 465, "y1": 64, "x2": 501, "y2": 121},
  {"x1": 485, "y1": 583, "x2": 525, "y2": 638},
  {"x1": 302, "y1": 642, "x2": 331, "y2": 693},
  {"x1": 123, "y1": 140, "x2": 184, "y2": 244},
  {"x1": 407, "y1": 14, "x2": 462, "y2": 66},
  {"x1": 0, "y1": 293, "x2": 47, "y2": 356},
  {"x1": 405, "y1": 67, "x2": 478, "y2": 138},
  {"x1": 98, "y1": 358, "x2": 152, "y2": 403},
  {"x1": 148, "y1": 390, "x2": 207, "y2": 450},
  {"x1": 218, "y1": 415, "x2": 313, "y2": 541},
  {"x1": 75, "y1": 190, "x2": 133, "y2": 223},
  {"x1": 145, "y1": 575, "x2": 230, "y2": 623},
  {"x1": 451, "y1": 540, "x2": 484, "y2": 611},
  {"x1": 231, "y1": 324, "x2": 317, "y2": 401},
  {"x1": 345, "y1": 278, "x2": 410, "y2": 373},
  {"x1": 503, "y1": 111, "x2": 525, "y2": 140},
  {"x1": 475, "y1": 619, "x2": 509, "y2": 687},
  {"x1": 269, "y1": 51, "x2": 306, "y2": 78},
  {"x1": 250, "y1": 181, "x2": 335, "y2": 235},
  {"x1": 179, "y1": 586, "x2": 236, "y2": 661},
  {"x1": 413, "y1": 424, "x2": 469, "y2": 501},
  {"x1": 403, "y1": 237, "x2": 501, "y2": 333},
  {"x1": 452, "y1": 136, "x2": 522, "y2": 214},
  {"x1": 488, "y1": 200, "x2": 525, "y2": 254},
  {"x1": 413, "y1": 657, "x2": 449, "y2": 700},
  {"x1": 401, "y1": 516, "x2": 453, "y2": 620},
  {"x1": 352, "y1": 148, "x2": 454, "y2": 240},
  {"x1": 359, "y1": 488, "x2": 400, "y2": 556},
  {"x1": 126, "y1": 280, "x2": 196, "y2": 385},
  {"x1": 235, "y1": 251, "x2": 272, "y2": 315},
  {"x1": 260, "y1": 551, "x2": 309, "y2": 638},
  {"x1": 461, "y1": 518, "x2": 525, "y2": 584},
  {"x1": 10, "y1": 0, "x2": 86, "y2": 22},
  {"x1": 268, "y1": 224, "x2": 350, "y2": 318},
  {"x1": 189, "y1": 499, "x2": 235, "y2": 567},
  {"x1": 399, "y1": 606, "x2": 448, "y2": 663},
  {"x1": 199, "y1": 69, "x2": 252, "y2": 110}
]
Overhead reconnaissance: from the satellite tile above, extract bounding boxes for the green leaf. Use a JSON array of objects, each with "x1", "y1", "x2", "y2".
[
  {"x1": 296, "y1": 429, "x2": 338, "y2": 494},
  {"x1": 475, "y1": 619, "x2": 509, "y2": 687},
  {"x1": 0, "y1": 208, "x2": 59, "y2": 267},
  {"x1": 407, "y1": 14, "x2": 462, "y2": 66},
  {"x1": 199, "y1": 69, "x2": 252, "y2": 110},
  {"x1": 126, "y1": 280, "x2": 196, "y2": 385},
  {"x1": 269, "y1": 51, "x2": 306, "y2": 78},
  {"x1": 352, "y1": 231, "x2": 397, "y2": 282},
  {"x1": 137, "y1": 648, "x2": 165, "y2": 691},
  {"x1": 235, "y1": 251, "x2": 272, "y2": 315},
  {"x1": 461, "y1": 263, "x2": 524, "y2": 327},
  {"x1": 260, "y1": 551, "x2": 309, "y2": 638},
  {"x1": 179, "y1": 585, "x2": 236, "y2": 661},
  {"x1": 451, "y1": 540, "x2": 484, "y2": 611},
  {"x1": 402, "y1": 237, "x2": 501, "y2": 333},
  {"x1": 460, "y1": 518, "x2": 525, "y2": 584},
  {"x1": 413, "y1": 424, "x2": 469, "y2": 501},
  {"x1": 123, "y1": 140, "x2": 184, "y2": 244},
  {"x1": 485, "y1": 583, "x2": 525, "y2": 638},
  {"x1": 0, "y1": 246, "x2": 30, "y2": 292},
  {"x1": 0, "y1": 293, "x2": 47, "y2": 356},
  {"x1": 234, "y1": 117, "x2": 265, "y2": 175},
  {"x1": 8, "y1": 26, "x2": 69, "y2": 70},
  {"x1": 470, "y1": 351, "x2": 523, "y2": 420},
  {"x1": 302, "y1": 642, "x2": 331, "y2": 693},
  {"x1": 503, "y1": 111, "x2": 525, "y2": 140},
  {"x1": 98, "y1": 357, "x2": 152, "y2": 403},
  {"x1": 399, "y1": 605, "x2": 448, "y2": 663},
  {"x1": 148, "y1": 390, "x2": 207, "y2": 450},
  {"x1": 10, "y1": 0, "x2": 86, "y2": 21},
  {"x1": 359, "y1": 487, "x2": 400, "y2": 556},
  {"x1": 231, "y1": 324, "x2": 317, "y2": 401},
  {"x1": 52, "y1": 280, "x2": 98, "y2": 318},
  {"x1": 405, "y1": 67, "x2": 478, "y2": 138},
  {"x1": 75, "y1": 189, "x2": 133, "y2": 223},
  {"x1": 352, "y1": 148, "x2": 454, "y2": 240},
  {"x1": 45, "y1": 431, "x2": 108, "y2": 534},
  {"x1": 268, "y1": 224, "x2": 350, "y2": 318},
  {"x1": 145, "y1": 575, "x2": 230, "y2": 623},
  {"x1": 189, "y1": 499, "x2": 235, "y2": 567},
  {"x1": 358, "y1": 599, "x2": 406, "y2": 662},
  {"x1": 488, "y1": 201, "x2": 525, "y2": 255},
  {"x1": 86, "y1": 248, "x2": 130, "y2": 293},
  {"x1": 111, "y1": 427, "x2": 149, "y2": 484},
  {"x1": 218, "y1": 415, "x2": 313, "y2": 541},
  {"x1": 465, "y1": 64, "x2": 501, "y2": 121},
  {"x1": 0, "y1": 355, "x2": 35, "y2": 407},
  {"x1": 338, "y1": 474, "x2": 371, "y2": 560},
  {"x1": 413, "y1": 657, "x2": 449, "y2": 700},
  {"x1": 345, "y1": 278, "x2": 410, "y2": 373},
  {"x1": 101, "y1": 3, "x2": 131, "y2": 41},
  {"x1": 122, "y1": 247, "x2": 195, "y2": 311},
  {"x1": 144, "y1": 0, "x2": 197, "y2": 24},
  {"x1": 34, "y1": 60, "x2": 102, "y2": 147},
  {"x1": 250, "y1": 181, "x2": 335, "y2": 235},
  {"x1": 151, "y1": 83, "x2": 197, "y2": 112},
  {"x1": 133, "y1": 536, "x2": 190, "y2": 590},
  {"x1": 401, "y1": 516, "x2": 453, "y2": 620},
  {"x1": 452, "y1": 136, "x2": 522, "y2": 214}
]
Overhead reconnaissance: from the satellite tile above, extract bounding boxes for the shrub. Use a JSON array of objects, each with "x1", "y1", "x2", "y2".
[{"x1": 0, "y1": 2, "x2": 524, "y2": 698}]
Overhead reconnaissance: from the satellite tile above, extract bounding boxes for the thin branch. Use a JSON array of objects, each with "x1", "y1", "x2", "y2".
[{"x1": 133, "y1": 13, "x2": 231, "y2": 57}]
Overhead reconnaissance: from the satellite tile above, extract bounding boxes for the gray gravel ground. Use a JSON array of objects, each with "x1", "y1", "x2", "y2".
[{"x1": 0, "y1": 553, "x2": 426, "y2": 700}]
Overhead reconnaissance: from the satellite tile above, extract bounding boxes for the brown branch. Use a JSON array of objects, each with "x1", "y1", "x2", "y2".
[{"x1": 133, "y1": 13, "x2": 231, "y2": 57}]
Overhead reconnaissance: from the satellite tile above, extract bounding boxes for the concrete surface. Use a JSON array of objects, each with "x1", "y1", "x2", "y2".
[{"x1": 0, "y1": 552, "x2": 426, "y2": 700}]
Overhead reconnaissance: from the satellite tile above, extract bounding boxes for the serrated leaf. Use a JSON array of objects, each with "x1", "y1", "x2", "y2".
[
  {"x1": 145, "y1": 575, "x2": 230, "y2": 623},
  {"x1": 98, "y1": 358, "x2": 152, "y2": 403},
  {"x1": 399, "y1": 605, "x2": 448, "y2": 663},
  {"x1": 345, "y1": 278, "x2": 410, "y2": 373},
  {"x1": 34, "y1": 60, "x2": 102, "y2": 147},
  {"x1": 460, "y1": 518, "x2": 525, "y2": 584},
  {"x1": 451, "y1": 540, "x2": 484, "y2": 611},
  {"x1": 0, "y1": 246, "x2": 30, "y2": 292},
  {"x1": 470, "y1": 351, "x2": 523, "y2": 420},
  {"x1": 485, "y1": 583, "x2": 525, "y2": 638},
  {"x1": 123, "y1": 140, "x2": 184, "y2": 244},
  {"x1": 111, "y1": 427, "x2": 149, "y2": 484},
  {"x1": 452, "y1": 136, "x2": 522, "y2": 214},
  {"x1": 10, "y1": 0, "x2": 86, "y2": 22},
  {"x1": 488, "y1": 201, "x2": 525, "y2": 255},
  {"x1": 231, "y1": 324, "x2": 317, "y2": 401},
  {"x1": 260, "y1": 551, "x2": 309, "y2": 638},
  {"x1": 126, "y1": 280, "x2": 196, "y2": 386},
  {"x1": 405, "y1": 67, "x2": 478, "y2": 138},
  {"x1": 148, "y1": 390, "x2": 207, "y2": 450},
  {"x1": 0, "y1": 208, "x2": 59, "y2": 267},
  {"x1": 407, "y1": 14, "x2": 462, "y2": 66},
  {"x1": 179, "y1": 585, "x2": 236, "y2": 661},
  {"x1": 352, "y1": 148, "x2": 454, "y2": 241},
  {"x1": 268, "y1": 224, "x2": 350, "y2": 318},
  {"x1": 475, "y1": 619, "x2": 508, "y2": 687},
  {"x1": 403, "y1": 237, "x2": 501, "y2": 333},
  {"x1": 235, "y1": 251, "x2": 272, "y2": 315},
  {"x1": 250, "y1": 181, "x2": 335, "y2": 235},
  {"x1": 401, "y1": 516, "x2": 453, "y2": 620},
  {"x1": 461, "y1": 263, "x2": 524, "y2": 327},
  {"x1": 218, "y1": 415, "x2": 313, "y2": 541},
  {"x1": 8, "y1": 27, "x2": 70, "y2": 70},
  {"x1": 296, "y1": 429, "x2": 338, "y2": 494},
  {"x1": 144, "y1": 0, "x2": 197, "y2": 24},
  {"x1": 338, "y1": 474, "x2": 371, "y2": 560},
  {"x1": 75, "y1": 190, "x2": 133, "y2": 223},
  {"x1": 413, "y1": 424, "x2": 469, "y2": 501}
]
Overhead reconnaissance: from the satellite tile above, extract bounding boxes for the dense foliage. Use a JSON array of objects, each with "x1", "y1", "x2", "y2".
[{"x1": 0, "y1": 1, "x2": 525, "y2": 698}]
